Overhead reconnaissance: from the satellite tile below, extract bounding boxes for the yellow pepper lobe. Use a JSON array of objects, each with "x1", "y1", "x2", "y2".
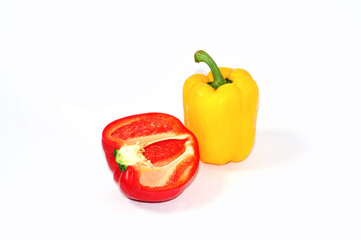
[{"x1": 183, "y1": 66, "x2": 259, "y2": 165}]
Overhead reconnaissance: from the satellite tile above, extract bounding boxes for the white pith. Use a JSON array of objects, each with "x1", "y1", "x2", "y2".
[
  {"x1": 117, "y1": 143, "x2": 152, "y2": 168},
  {"x1": 118, "y1": 133, "x2": 194, "y2": 187}
]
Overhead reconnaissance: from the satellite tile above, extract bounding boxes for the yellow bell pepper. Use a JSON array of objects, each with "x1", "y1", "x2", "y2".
[{"x1": 183, "y1": 50, "x2": 259, "y2": 165}]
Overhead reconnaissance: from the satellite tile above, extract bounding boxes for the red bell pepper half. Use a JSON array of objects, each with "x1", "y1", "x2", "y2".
[{"x1": 102, "y1": 113, "x2": 200, "y2": 202}]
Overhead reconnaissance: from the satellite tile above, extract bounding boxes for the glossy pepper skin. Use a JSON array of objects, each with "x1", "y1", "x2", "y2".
[
  {"x1": 183, "y1": 50, "x2": 259, "y2": 165},
  {"x1": 102, "y1": 113, "x2": 199, "y2": 202}
]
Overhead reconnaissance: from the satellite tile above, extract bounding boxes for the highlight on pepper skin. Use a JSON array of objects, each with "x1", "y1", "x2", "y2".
[{"x1": 102, "y1": 112, "x2": 200, "y2": 202}]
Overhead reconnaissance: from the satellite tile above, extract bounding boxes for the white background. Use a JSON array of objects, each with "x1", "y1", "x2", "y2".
[{"x1": 1, "y1": 0, "x2": 360, "y2": 239}]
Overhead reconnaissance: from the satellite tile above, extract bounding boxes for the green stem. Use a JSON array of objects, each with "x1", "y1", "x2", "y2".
[{"x1": 194, "y1": 50, "x2": 227, "y2": 90}]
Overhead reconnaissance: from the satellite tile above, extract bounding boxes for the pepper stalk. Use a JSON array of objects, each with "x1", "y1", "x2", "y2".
[{"x1": 194, "y1": 50, "x2": 231, "y2": 90}]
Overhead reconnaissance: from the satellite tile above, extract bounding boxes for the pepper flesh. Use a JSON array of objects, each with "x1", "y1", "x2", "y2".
[
  {"x1": 183, "y1": 51, "x2": 259, "y2": 165},
  {"x1": 102, "y1": 113, "x2": 199, "y2": 202}
]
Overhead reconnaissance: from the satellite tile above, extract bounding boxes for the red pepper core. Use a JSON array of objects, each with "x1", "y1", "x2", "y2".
[{"x1": 102, "y1": 113, "x2": 200, "y2": 202}]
